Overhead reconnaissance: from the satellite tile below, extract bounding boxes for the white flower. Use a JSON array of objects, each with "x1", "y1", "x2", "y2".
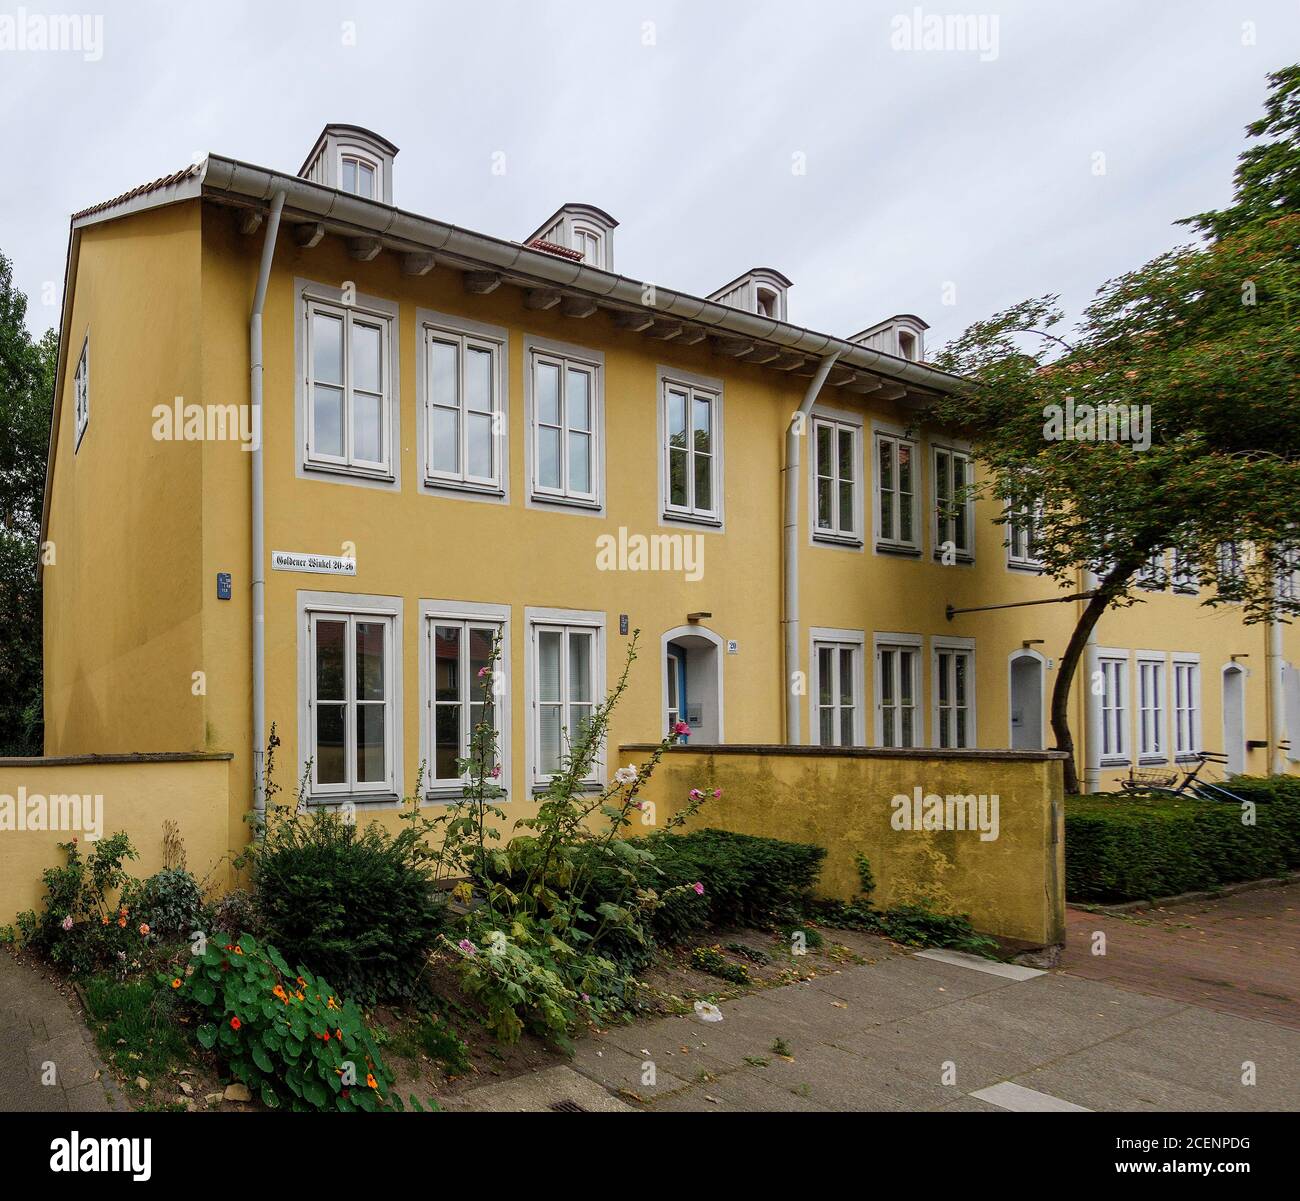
[{"x1": 614, "y1": 765, "x2": 639, "y2": 785}]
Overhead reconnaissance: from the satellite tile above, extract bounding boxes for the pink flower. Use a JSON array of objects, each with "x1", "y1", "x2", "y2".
[
  {"x1": 712, "y1": 789, "x2": 722, "y2": 798},
  {"x1": 674, "y1": 722, "x2": 690, "y2": 736},
  {"x1": 60, "y1": 914, "x2": 73, "y2": 932},
  {"x1": 693, "y1": 881, "x2": 705, "y2": 896},
  {"x1": 477, "y1": 666, "x2": 491, "y2": 678},
  {"x1": 458, "y1": 939, "x2": 478, "y2": 956},
  {"x1": 489, "y1": 765, "x2": 502, "y2": 779},
  {"x1": 581, "y1": 993, "x2": 590, "y2": 1003},
  {"x1": 689, "y1": 788, "x2": 704, "y2": 801}
]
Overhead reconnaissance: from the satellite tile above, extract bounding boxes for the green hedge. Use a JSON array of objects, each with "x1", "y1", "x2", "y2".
[{"x1": 1065, "y1": 777, "x2": 1300, "y2": 902}]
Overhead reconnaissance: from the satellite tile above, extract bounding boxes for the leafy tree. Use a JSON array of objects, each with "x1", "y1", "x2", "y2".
[
  {"x1": 0, "y1": 251, "x2": 55, "y2": 755},
  {"x1": 928, "y1": 68, "x2": 1300, "y2": 793}
]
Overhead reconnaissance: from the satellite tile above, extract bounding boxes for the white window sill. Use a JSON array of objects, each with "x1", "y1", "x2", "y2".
[
  {"x1": 530, "y1": 492, "x2": 602, "y2": 512},
  {"x1": 303, "y1": 460, "x2": 395, "y2": 485},
  {"x1": 423, "y1": 477, "x2": 505, "y2": 498},
  {"x1": 1007, "y1": 560, "x2": 1044, "y2": 573},
  {"x1": 934, "y1": 551, "x2": 975, "y2": 565},
  {"x1": 1099, "y1": 758, "x2": 1131, "y2": 769},
  {"x1": 307, "y1": 791, "x2": 401, "y2": 807},
  {"x1": 663, "y1": 510, "x2": 722, "y2": 529},
  {"x1": 814, "y1": 531, "x2": 864, "y2": 548},
  {"x1": 875, "y1": 542, "x2": 921, "y2": 557}
]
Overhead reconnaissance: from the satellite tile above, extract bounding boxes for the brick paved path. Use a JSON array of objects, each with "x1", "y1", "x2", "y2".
[
  {"x1": 0, "y1": 951, "x2": 126, "y2": 1112},
  {"x1": 1060, "y1": 882, "x2": 1300, "y2": 1029}
]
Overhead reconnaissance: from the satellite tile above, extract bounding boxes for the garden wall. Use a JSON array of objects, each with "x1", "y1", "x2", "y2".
[
  {"x1": 618, "y1": 744, "x2": 1067, "y2": 947},
  {"x1": 0, "y1": 753, "x2": 234, "y2": 924}
]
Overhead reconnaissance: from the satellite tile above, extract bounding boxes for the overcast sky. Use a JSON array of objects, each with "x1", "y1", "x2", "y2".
[{"x1": 3, "y1": 0, "x2": 1297, "y2": 350}]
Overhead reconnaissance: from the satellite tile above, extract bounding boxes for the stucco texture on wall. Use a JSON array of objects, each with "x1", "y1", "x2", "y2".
[
  {"x1": 618, "y1": 745, "x2": 1066, "y2": 946},
  {"x1": 0, "y1": 756, "x2": 234, "y2": 923}
]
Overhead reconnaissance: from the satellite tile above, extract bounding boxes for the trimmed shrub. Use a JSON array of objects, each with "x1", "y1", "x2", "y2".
[
  {"x1": 1065, "y1": 782, "x2": 1300, "y2": 903},
  {"x1": 131, "y1": 867, "x2": 206, "y2": 938},
  {"x1": 243, "y1": 809, "x2": 449, "y2": 1004}
]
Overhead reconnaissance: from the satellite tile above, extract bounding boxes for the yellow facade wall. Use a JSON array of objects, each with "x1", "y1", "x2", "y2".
[
  {"x1": 617, "y1": 745, "x2": 1066, "y2": 947},
  {"x1": 38, "y1": 196, "x2": 1300, "y2": 917},
  {"x1": 0, "y1": 755, "x2": 234, "y2": 924},
  {"x1": 43, "y1": 204, "x2": 208, "y2": 757}
]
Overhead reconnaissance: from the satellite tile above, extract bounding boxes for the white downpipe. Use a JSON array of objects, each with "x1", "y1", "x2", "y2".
[
  {"x1": 782, "y1": 352, "x2": 840, "y2": 744},
  {"x1": 1267, "y1": 584, "x2": 1286, "y2": 776},
  {"x1": 1082, "y1": 569, "x2": 1102, "y2": 794},
  {"x1": 251, "y1": 191, "x2": 286, "y2": 823}
]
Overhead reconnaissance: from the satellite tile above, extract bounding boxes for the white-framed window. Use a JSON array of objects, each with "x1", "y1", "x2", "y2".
[
  {"x1": 571, "y1": 222, "x2": 606, "y2": 268},
  {"x1": 338, "y1": 150, "x2": 380, "y2": 199},
  {"x1": 421, "y1": 315, "x2": 506, "y2": 494},
  {"x1": 811, "y1": 629, "x2": 864, "y2": 747},
  {"x1": 1098, "y1": 653, "x2": 1129, "y2": 764},
  {"x1": 527, "y1": 344, "x2": 602, "y2": 508},
  {"x1": 1217, "y1": 541, "x2": 1245, "y2": 587},
  {"x1": 874, "y1": 430, "x2": 919, "y2": 552},
  {"x1": 932, "y1": 445, "x2": 973, "y2": 561},
  {"x1": 1137, "y1": 655, "x2": 1167, "y2": 762},
  {"x1": 1172, "y1": 655, "x2": 1202, "y2": 757},
  {"x1": 526, "y1": 609, "x2": 605, "y2": 787},
  {"x1": 897, "y1": 329, "x2": 919, "y2": 361},
  {"x1": 1276, "y1": 544, "x2": 1299, "y2": 601},
  {"x1": 302, "y1": 290, "x2": 395, "y2": 479},
  {"x1": 1136, "y1": 551, "x2": 1165, "y2": 591},
  {"x1": 813, "y1": 416, "x2": 861, "y2": 543},
  {"x1": 73, "y1": 333, "x2": 89, "y2": 450},
  {"x1": 1171, "y1": 549, "x2": 1199, "y2": 595},
  {"x1": 421, "y1": 601, "x2": 509, "y2": 798},
  {"x1": 302, "y1": 600, "x2": 400, "y2": 799},
  {"x1": 662, "y1": 376, "x2": 720, "y2": 522},
  {"x1": 932, "y1": 639, "x2": 975, "y2": 749},
  {"x1": 1006, "y1": 501, "x2": 1041, "y2": 570},
  {"x1": 875, "y1": 634, "x2": 922, "y2": 748}
]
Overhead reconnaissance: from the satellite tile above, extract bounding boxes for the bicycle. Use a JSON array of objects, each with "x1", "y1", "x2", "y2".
[{"x1": 1114, "y1": 751, "x2": 1247, "y2": 804}]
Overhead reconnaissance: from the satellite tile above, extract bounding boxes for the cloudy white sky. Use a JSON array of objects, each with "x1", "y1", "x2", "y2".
[{"x1": 2, "y1": 0, "x2": 1297, "y2": 349}]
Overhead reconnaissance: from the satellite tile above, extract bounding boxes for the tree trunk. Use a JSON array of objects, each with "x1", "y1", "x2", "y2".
[{"x1": 1050, "y1": 559, "x2": 1144, "y2": 794}]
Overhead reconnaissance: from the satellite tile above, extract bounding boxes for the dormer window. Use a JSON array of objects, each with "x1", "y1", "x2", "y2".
[
  {"x1": 571, "y1": 222, "x2": 606, "y2": 268},
  {"x1": 299, "y1": 125, "x2": 398, "y2": 205},
  {"x1": 850, "y1": 314, "x2": 929, "y2": 362},
  {"x1": 525, "y1": 204, "x2": 619, "y2": 272},
  {"x1": 708, "y1": 268, "x2": 792, "y2": 322},
  {"x1": 340, "y1": 152, "x2": 379, "y2": 199}
]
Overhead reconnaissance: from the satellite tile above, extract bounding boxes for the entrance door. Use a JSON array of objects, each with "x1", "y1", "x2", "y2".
[
  {"x1": 1009, "y1": 653, "x2": 1044, "y2": 751},
  {"x1": 666, "y1": 647, "x2": 688, "y2": 739},
  {"x1": 1222, "y1": 665, "x2": 1246, "y2": 775}
]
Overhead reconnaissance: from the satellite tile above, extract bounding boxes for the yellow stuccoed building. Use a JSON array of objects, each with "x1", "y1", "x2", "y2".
[{"x1": 21, "y1": 125, "x2": 1299, "y2": 945}]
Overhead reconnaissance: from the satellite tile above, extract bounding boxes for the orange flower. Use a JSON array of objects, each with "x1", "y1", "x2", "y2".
[
  {"x1": 366, "y1": 1073, "x2": 378, "y2": 1090},
  {"x1": 272, "y1": 984, "x2": 287, "y2": 1002},
  {"x1": 138, "y1": 923, "x2": 150, "y2": 936},
  {"x1": 230, "y1": 1016, "x2": 242, "y2": 1031},
  {"x1": 233, "y1": 946, "x2": 244, "y2": 955},
  {"x1": 296, "y1": 976, "x2": 306, "y2": 986},
  {"x1": 171, "y1": 978, "x2": 182, "y2": 989},
  {"x1": 117, "y1": 917, "x2": 126, "y2": 928},
  {"x1": 335, "y1": 1029, "x2": 342, "y2": 1042},
  {"x1": 322, "y1": 1030, "x2": 331, "y2": 1041},
  {"x1": 295, "y1": 990, "x2": 304, "y2": 1002},
  {"x1": 100, "y1": 916, "x2": 108, "y2": 926},
  {"x1": 118, "y1": 906, "x2": 127, "y2": 917}
]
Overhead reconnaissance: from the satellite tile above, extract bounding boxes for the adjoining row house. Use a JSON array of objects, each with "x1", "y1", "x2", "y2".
[{"x1": 35, "y1": 126, "x2": 1300, "y2": 926}]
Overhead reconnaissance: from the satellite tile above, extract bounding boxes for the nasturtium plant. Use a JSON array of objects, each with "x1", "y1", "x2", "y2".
[{"x1": 166, "y1": 932, "x2": 402, "y2": 1112}]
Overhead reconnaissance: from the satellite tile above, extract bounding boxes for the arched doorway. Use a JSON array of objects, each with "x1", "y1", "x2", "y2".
[
  {"x1": 662, "y1": 626, "x2": 723, "y2": 743},
  {"x1": 1009, "y1": 651, "x2": 1045, "y2": 751},
  {"x1": 1222, "y1": 664, "x2": 1247, "y2": 775}
]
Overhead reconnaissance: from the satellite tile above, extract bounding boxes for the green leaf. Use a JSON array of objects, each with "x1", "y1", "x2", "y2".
[
  {"x1": 251, "y1": 1043, "x2": 274, "y2": 1074},
  {"x1": 196, "y1": 1024, "x2": 216, "y2": 1050}
]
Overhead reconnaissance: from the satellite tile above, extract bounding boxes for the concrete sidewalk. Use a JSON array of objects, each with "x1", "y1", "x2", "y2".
[
  {"x1": 460, "y1": 946, "x2": 1299, "y2": 1112},
  {"x1": 0, "y1": 952, "x2": 126, "y2": 1112}
]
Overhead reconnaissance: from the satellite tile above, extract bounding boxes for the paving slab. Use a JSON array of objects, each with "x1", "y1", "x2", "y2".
[
  {"x1": 0, "y1": 952, "x2": 125, "y2": 1113},
  {"x1": 440, "y1": 1065, "x2": 636, "y2": 1112}
]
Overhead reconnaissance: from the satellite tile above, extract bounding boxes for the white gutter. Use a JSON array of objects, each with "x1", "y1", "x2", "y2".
[
  {"x1": 783, "y1": 352, "x2": 840, "y2": 743},
  {"x1": 199, "y1": 156, "x2": 966, "y2": 398},
  {"x1": 251, "y1": 190, "x2": 286, "y2": 823}
]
